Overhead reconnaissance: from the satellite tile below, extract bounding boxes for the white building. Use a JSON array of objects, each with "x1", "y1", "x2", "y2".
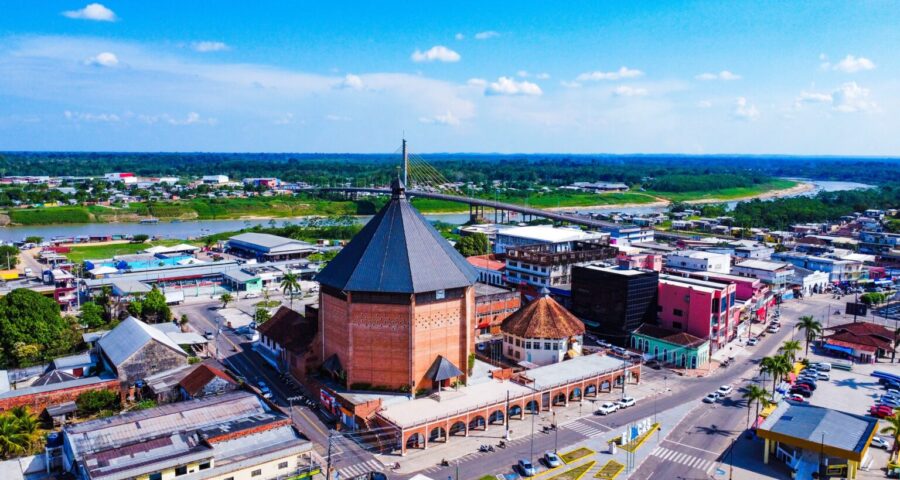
[
  {"x1": 202, "y1": 175, "x2": 229, "y2": 184},
  {"x1": 732, "y1": 260, "x2": 795, "y2": 290},
  {"x1": 494, "y1": 225, "x2": 606, "y2": 254},
  {"x1": 501, "y1": 291, "x2": 585, "y2": 366},
  {"x1": 665, "y1": 250, "x2": 732, "y2": 274}
]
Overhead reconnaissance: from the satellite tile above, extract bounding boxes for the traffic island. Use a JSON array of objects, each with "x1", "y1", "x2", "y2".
[
  {"x1": 546, "y1": 461, "x2": 595, "y2": 480},
  {"x1": 593, "y1": 460, "x2": 624, "y2": 479},
  {"x1": 560, "y1": 447, "x2": 595, "y2": 464}
]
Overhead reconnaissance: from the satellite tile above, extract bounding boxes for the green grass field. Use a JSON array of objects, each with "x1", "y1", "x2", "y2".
[
  {"x1": 65, "y1": 239, "x2": 195, "y2": 264},
  {"x1": 8, "y1": 206, "x2": 92, "y2": 225},
  {"x1": 648, "y1": 179, "x2": 798, "y2": 203}
]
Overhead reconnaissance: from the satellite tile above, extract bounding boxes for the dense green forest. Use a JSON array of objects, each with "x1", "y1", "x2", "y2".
[{"x1": 2, "y1": 152, "x2": 898, "y2": 186}]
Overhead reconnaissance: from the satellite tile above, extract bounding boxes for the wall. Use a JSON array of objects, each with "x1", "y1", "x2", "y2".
[
  {"x1": 411, "y1": 288, "x2": 473, "y2": 391},
  {"x1": 0, "y1": 378, "x2": 120, "y2": 413},
  {"x1": 631, "y1": 334, "x2": 709, "y2": 368},
  {"x1": 116, "y1": 341, "x2": 189, "y2": 385}
]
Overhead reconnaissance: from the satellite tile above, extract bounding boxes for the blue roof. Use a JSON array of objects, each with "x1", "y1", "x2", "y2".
[{"x1": 316, "y1": 179, "x2": 478, "y2": 294}]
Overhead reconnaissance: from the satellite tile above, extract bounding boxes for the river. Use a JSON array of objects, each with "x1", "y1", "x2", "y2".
[{"x1": 0, "y1": 179, "x2": 873, "y2": 243}]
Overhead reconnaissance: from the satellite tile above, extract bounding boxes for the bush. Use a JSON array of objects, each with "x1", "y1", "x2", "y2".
[{"x1": 76, "y1": 390, "x2": 119, "y2": 415}]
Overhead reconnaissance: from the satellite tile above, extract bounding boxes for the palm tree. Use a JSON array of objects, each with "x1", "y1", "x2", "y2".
[
  {"x1": 8, "y1": 407, "x2": 38, "y2": 451},
  {"x1": 220, "y1": 293, "x2": 233, "y2": 310},
  {"x1": 742, "y1": 384, "x2": 770, "y2": 429},
  {"x1": 760, "y1": 356, "x2": 780, "y2": 393},
  {"x1": 796, "y1": 315, "x2": 823, "y2": 359},
  {"x1": 280, "y1": 272, "x2": 301, "y2": 309},
  {"x1": 774, "y1": 354, "x2": 793, "y2": 386},
  {"x1": 880, "y1": 413, "x2": 900, "y2": 458},
  {"x1": 780, "y1": 340, "x2": 802, "y2": 365},
  {"x1": 0, "y1": 415, "x2": 30, "y2": 459}
]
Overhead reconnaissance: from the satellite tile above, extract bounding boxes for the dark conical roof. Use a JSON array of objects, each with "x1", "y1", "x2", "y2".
[
  {"x1": 424, "y1": 355, "x2": 464, "y2": 382},
  {"x1": 315, "y1": 182, "x2": 479, "y2": 294}
]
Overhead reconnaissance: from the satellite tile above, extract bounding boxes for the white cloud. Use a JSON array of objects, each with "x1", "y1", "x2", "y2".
[
  {"x1": 273, "y1": 113, "x2": 294, "y2": 125},
  {"x1": 419, "y1": 111, "x2": 461, "y2": 126},
  {"x1": 795, "y1": 90, "x2": 832, "y2": 106},
  {"x1": 411, "y1": 45, "x2": 460, "y2": 63},
  {"x1": 535, "y1": 73, "x2": 550, "y2": 80},
  {"x1": 64, "y1": 110, "x2": 120, "y2": 122},
  {"x1": 455, "y1": 33, "x2": 464, "y2": 41},
  {"x1": 613, "y1": 86, "x2": 648, "y2": 97},
  {"x1": 62, "y1": 3, "x2": 116, "y2": 22},
  {"x1": 485, "y1": 76, "x2": 543, "y2": 96},
  {"x1": 85, "y1": 52, "x2": 118, "y2": 67},
  {"x1": 339, "y1": 74, "x2": 364, "y2": 90},
  {"x1": 517, "y1": 70, "x2": 530, "y2": 78},
  {"x1": 733, "y1": 97, "x2": 759, "y2": 121},
  {"x1": 560, "y1": 80, "x2": 581, "y2": 89},
  {"x1": 192, "y1": 41, "x2": 229, "y2": 53},
  {"x1": 466, "y1": 78, "x2": 487, "y2": 88},
  {"x1": 832, "y1": 82, "x2": 875, "y2": 112},
  {"x1": 697, "y1": 100, "x2": 712, "y2": 108},
  {"x1": 474, "y1": 31, "x2": 500, "y2": 40},
  {"x1": 832, "y1": 55, "x2": 875, "y2": 73},
  {"x1": 695, "y1": 70, "x2": 741, "y2": 81},
  {"x1": 138, "y1": 112, "x2": 216, "y2": 125},
  {"x1": 576, "y1": 67, "x2": 644, "y2": 81}
]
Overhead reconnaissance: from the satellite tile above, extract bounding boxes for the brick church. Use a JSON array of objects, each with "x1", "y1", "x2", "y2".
[{"x1": 315, "y1": 177, "x2": 480, "y2": 392}]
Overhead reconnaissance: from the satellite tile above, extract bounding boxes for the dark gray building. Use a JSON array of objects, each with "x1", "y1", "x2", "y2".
[
  {"x1": 98, "y1": 316, "x2": 190, "y2": 386},
  {"x1": 570, "y1": 265, "x2": 659, "y2": 345}
]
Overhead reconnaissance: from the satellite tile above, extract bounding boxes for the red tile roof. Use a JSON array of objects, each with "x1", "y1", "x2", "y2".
[
  {"x1": 179, "y1": 363, "x2": 236, "y2": 397},
  {"x1": 824, "y1": 321, "x2": 894, "y2": 351},
  {"x1": 467, "y1": 255, "x2": 505, "y2": 271},
  {"x1": 501, "y1": 295, "x2": 584, "y2": 339},
  {"x1": 634, "y1": 324, "x2": 708, "y2": 348},
  {"x1": 256, "y1": 306, "x2": 317, "y2": 353}
]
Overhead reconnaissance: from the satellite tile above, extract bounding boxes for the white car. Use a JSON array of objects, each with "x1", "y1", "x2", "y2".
[
  {"x1": 244, "y1": 292, "x2": 261, "y2": 299},
  {"x1": 813, "y1": 362, "x2": 832, "y2": 372},
  {"x1": 747, "y1": 338, "x2": 759, "y2": 346},
  {"x1": 767, "y1": 326, "x2": 780, "y2": 333},
  {"x1": 596, "y1": 402, "x2": 619, "y2": 415},
  {"x1": 816, "y1": 372, "x2": 830, "y2": 381},
  {"x1": 703, "y1": 393, "x2": 720, "y2": 404},
  {"x1": 717, "y1": 385, "x2": 734, "y2": 396},
  {"x1": 871, "y1": 437, "x2": 890, "y2": 450},
  {"x1": 617, "y1": 396, "x2": 636, "y2": 409}
]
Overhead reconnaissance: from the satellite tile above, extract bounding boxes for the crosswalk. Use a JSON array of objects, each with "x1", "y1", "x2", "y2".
[
  {"x1": 650, "y1": 446, "x2": 714, "y2": 472},
  {"x1": 336, "y1": 459, "x2": 383, "y2": 479},
  {"x1": 564, "y1": 419, "x2": 608, "y2": 438}
]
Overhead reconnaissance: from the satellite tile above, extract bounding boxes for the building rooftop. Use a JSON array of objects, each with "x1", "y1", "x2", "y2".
[
  {"x1": 228, "y1": 233, "x2": 315, "y2": 254},
  {"x1": 501, "y1": 294, "x2": 584, "y2": 339},
  {"x1": 98, "y1": 316, "x2": 188, "y2": 366},
  {"x1": 522, "y1": 353, "x2": 628, "y2": 388},
  {"x1": 179, "y1": 363, "x2": 236, "y2": 397},
  {"x1": 734, "y1": 259, "x2": 791, "y2": 271},
  {"x1": 256, "y1": 306, "x2": 317, "y2": 353},
  {"x1": 581, "y1": 264, "x2": 649, "y2": 276},
  {"x1": 497, "y1": 225, "x2": 601, "y2": 243},
  {"x1": 633, "y1": 324, "x2": 708, "y2": 348},
  {"x1": 316, "y1": 178, "x2": 478, "y2": 294},
  {"x1": 658, "y1": 274, "x2": 728, "y2": 293},
  {"x1": 467, "y1": 254, "x2": 505, "y2": 271},
  {"x1": 757, "y1": 401, "x2": 878, "y2": 461},
  {"x1": 474, "y1": 282, "x2": 513, "y2": 297}
]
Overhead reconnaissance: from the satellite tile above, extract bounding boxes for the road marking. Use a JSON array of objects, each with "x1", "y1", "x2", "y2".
[
  {"x1": 652, "y1": 446, "x2": 714, "y2": 472},
  {"x1": 661, "y1": 439, "x2": 722, "y2": 455}
]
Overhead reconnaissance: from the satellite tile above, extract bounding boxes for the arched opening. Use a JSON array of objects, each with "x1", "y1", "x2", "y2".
[
  {"x1": 429, "y1": 426, "x2": 447, "y2": 443},
  {"x1": 552, "y1": 393, "x2": 567, "y2": 405},
  {"x1": 680, "y1": 353, "x2": 686, "y2": 368},
  {"x1": 525, "y1": 400, "x2": 539, "y2": 414},
  {"x1": 691, "y1": 356, "x2": 698, "y2": 369},
  {"x1": 489, "y1": 410, "x2": 505, "y2": 425},
  {"x1": 449, "y1": 421, "x2": 466, "y2": 436},
  {"x1": 614, "y1": 375, "x2": 624, "y2": 386},
  {"x1": 601, "y1": 380, "x2": 611, "y2": 392},
  {"x1": 406, "y1": 433, "x2": 425, "y2": 450},
  {"x1": 585, "y1": 384, "x2": 597, "y2": 397},
  {"x1": 468, "y1": 416, "x2": 486, "y2": 431},
  {"x1": 508, "y1": 405, "x2": 523, "y2": 418},
  {"x1": 569, "y1": 387, "x2": 582, "y2": 401}
]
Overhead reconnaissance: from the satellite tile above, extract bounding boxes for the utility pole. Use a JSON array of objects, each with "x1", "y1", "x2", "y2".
[
  {"x1": 504, "y1": 391, "x2": 511, "y2": 440},
  {"x1": 325, "y1": 430, "x2": 335, "y2": 480},
  {"x1": 402, "y1": 138, "x2": 408, "y2": 187}
]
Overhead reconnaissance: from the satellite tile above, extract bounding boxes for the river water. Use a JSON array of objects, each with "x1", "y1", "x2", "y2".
[{"x1": 0, "y1": 179, "x2": 873, "y2": 243}]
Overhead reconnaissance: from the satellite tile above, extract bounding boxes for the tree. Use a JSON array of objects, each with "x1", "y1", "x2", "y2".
[
  {"x1": 76, "y1": 390, "x2": 119, "y2": 415},
  {"x1": 0, "y1": 245, "x2": 19, "y2": 270},
  {"x1": 131, "y1": 234, "x2": 149, "y2": 243},
  {"x1": 0, "y1": 288, "x2": 74, "y2": 367},
  {"x1": 254, "y1": 307, "x2": 271, "y2": 325},
  {"x1": 79, "y1": 302, "x2": 106, "y2": 329},
  {"x1": 12, "y1": 342, "x2": 41, "y2": 367},
  {"x1": 23, "y1": 236, "x2": 42, "y2": 244},
  {"x1": 795, "y1": 316, "x2": 823, "y2": 358},
  {"x1": 94, "y1": 286, "x2": 115, "y2": 323},
  {"x1": 454, "y1": 233, "x2": 490, "y2": 257},
  {"x1": 0, "y1": 415, "x2": 30, "y2": 459},
  {"x1": 142, "y1": 286, "x2": 171, "y2": 323},
  {"x1": 280, "y1": 272, "x2": 301, "y2": 309},
  {"x1": 779, "y1": 340, "x2": 802, "y2": 365},
  {"x1": 220, "y1": 293, "x2": 233, "y2": 310},
  {"x1": 179, "y1": 314, "x2": 189, "y2": 332},
  {"x1": 880, "y1": 414, "x2": 900, "y2": 457},
  {"x1": 742, "y1": 384, "x2": 770, "y2": 429}
]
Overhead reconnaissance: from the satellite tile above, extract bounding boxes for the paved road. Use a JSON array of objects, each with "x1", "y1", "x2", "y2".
[{"x1": 174, "y1": 299, "x2": 386, "y2": 479}]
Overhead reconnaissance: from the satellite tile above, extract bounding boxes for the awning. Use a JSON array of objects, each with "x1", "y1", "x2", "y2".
[{"x1": 824, "y1": 343, "x2": 854, "y2": 355}]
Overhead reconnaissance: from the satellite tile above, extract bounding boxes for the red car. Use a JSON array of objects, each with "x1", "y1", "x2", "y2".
[{"x1": 869, "y1": 405, "x2": 895, "y2": 418}]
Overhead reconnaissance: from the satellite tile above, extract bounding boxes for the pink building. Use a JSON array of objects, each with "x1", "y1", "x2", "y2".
[
  {"x1": 665, "y1": 269, "x2": 773, "y2": 325},
  {"x1": 617, "y1": 252, "x2": 663, "y2": 272},
  {"x1": 657, "y1": 274, "x2": 737, "y2": 352}
]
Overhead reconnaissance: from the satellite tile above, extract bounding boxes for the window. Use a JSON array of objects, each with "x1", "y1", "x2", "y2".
[
  {"x1": 252, "y1": 470, "x2": 262, "y2": 477},
  {"x1": 199, "y1": 462, "x2": 211, "y2": 470},
  {"x1": 175, "y1": 466, "x2": 188, "y2": 476},
  {"x1": 149, "y1": 474, "x2": 162, "y2": 480},
  {"x1": 525, "y1": 341, "x2": 532, "y2": 349},
  {"x1": 673, "y1": 309, "x2": 683, "y2": 317},
  {"x1": 278, "y1": 462, "x2": 289, "y2": 469},
  {"x1": 515, "y1": 338, "x2": 521, "y2": 347},
  {"x1": 435, "y1": 289, "x2": 445, "y2": 300},
  {"x1": 545, "y1": 342, "x2": 551, "y2": 350},
  {"x1": 672, "y1": 322, "x2": 682, "y2": 329}
]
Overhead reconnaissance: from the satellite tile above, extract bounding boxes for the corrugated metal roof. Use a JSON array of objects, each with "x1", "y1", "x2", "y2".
[
  {"x1": 316, "y1": 179, "x2": 478, "y2": 293},
  {"x1": 758, "y1": 401, "x2": 877, "y2": 454},
  {"x1": 98, "y1": 317, "x2": 188, "y2": 366}
]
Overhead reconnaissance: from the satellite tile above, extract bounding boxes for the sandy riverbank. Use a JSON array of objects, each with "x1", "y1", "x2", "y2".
[{"x1": 683, "y1": 181, "x2": 815, "y2": 205}]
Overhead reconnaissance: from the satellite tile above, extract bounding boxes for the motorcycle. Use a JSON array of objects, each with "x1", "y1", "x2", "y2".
[
  {"x1": 390, "y1": 463, "x2": 400, "y2": 471},
  {"x1": 498, "y1": 440, "x2": 507, "y2": 449}
]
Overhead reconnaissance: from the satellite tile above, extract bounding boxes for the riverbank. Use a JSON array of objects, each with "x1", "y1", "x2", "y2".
[{"x1": 683, "y1": 180, "x2": 815, "y2": 205}]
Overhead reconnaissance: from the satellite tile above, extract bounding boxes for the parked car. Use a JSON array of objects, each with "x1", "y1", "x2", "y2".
[
  {"x1": 543, "y1": 452, "x2": 562, "y2": 468},
  {"x1": 597, "y1": 402, "x2": 619, "y2": 415},
  {"x1": 797, "y1": 376, "x2": 818, "y2": 385},
  {"x1": 611, "y1": 346, "x2": 628, "y2": 356},
  {"x1": 788, "y1": 394, "x2": 806, "y2": 402},
  {"x1": 816, "y1": 372, "x2": 830, "y2": 381},
  {"x1": 813, "y1": 362, "x2": 832, "y2": 372},
  {"x1": 795, "y1": 381, "x2": 817, "y2": 391},
  {"x1": 790, "y1": 386, "x2": 812, "y2": 397},
  {"x1": 717, "y1": 385, "x2": 734, "y2": 396},
  {"x1": 617, "y1": 396, "x2": 636, "y2": 409},
  {"x1": 518, "y1": 459, "x2": 536, "y2": 477},
  {"x1": 871, "y1": 437, "x2": 891, "y2": 450},
  {"x1": 747, "y1": 338, "x2": 759, "y2": 346},
  {"x1": 244, "y1": 292, "x2": 261, "y2": 299},
  {"x1": 204, "y1": 330, "x2": 214, "y2": 340},
  {"x1": 879, "y1": 396, "x2": 900, "y2": 408},
  {"x1": 703, "y1": 393, "x2": 720, "y2": 403},
  {"x1": 870, "y1": 405, "x2": 895, "y2": 418},
  {"x1": 767, "y1": 326, "x2": 780, "y2": 333}
]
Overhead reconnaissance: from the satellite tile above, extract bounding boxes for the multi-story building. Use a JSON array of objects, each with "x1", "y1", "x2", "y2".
[
  {"x1": 315, "y1": 178, "x2": 480, "y2": 391},
  {"x1": 493, "y1": 225, "x2": 607, "y2": 254},
  {"x1": 664, "y1": 250, "x2": 731, "y2": 274},
  {"x1": 475, "y1": 283, "x2": 521, "y2": 336},
  {"x1": 657, "y1": 274, "x2": 738, "y2": 351},
  {"x1": 570, "y1": 265, "x2": 659, "y2": 345},
  {"x1": 467, "y1": 254, "x2": 506, "y2": 286},
  {"x1": 858, "y1": 230, "x2": 900, "y2": 255},
  {"x1": 732, "y1": 259, "x2": 795, "y2": 292},
  {"x1": 504, "y1": 239, "x2": 618, "y2": 292},
  {"x1": 201, "y1": 174, "x2": 229, "y2": 184},
  {"x1": 771, "y1": 252, "x2": 864, "y2": 283}
]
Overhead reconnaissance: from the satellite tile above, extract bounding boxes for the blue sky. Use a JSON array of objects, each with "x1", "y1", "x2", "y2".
[{"x1": 2, "y1": 1, "x2": 899, "y2": 154}]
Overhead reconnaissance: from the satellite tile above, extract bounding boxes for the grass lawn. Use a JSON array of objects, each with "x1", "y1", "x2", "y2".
[
  {"x1": 560, "y1": 447, "x2": 595, "y2": 464},
  {"x1": 65, "y1": 239, "x2": 194, "y2": 263},
  {"x1": 546, "y1": 461, "x2": 595, "y2": 480},
  {"x1": 594, "y1": 460, "x2": 624, "y2": 479},
  {"x1": 648, "y1": 179, "x2": 798, "y2": 203}
]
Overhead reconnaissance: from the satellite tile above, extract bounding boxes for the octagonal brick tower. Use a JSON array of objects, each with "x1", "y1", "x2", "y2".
[{"x1": 315, "y1": 177, "x2": 479, "y2": 391}]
